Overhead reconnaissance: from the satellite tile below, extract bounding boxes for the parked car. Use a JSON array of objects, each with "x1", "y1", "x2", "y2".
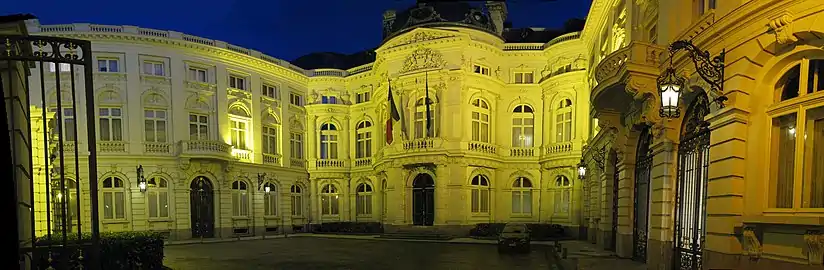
[{"x1": 497, "y1": 223, "x2": 531, "y2": 253}]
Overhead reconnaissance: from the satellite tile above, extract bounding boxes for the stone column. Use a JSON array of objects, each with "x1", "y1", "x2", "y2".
[
  {"x1": 647, "y1": 125, "x2": 679, "y2": 270},
  {"x1": 386, "y1": 167, "x2": 404, "y2": 226},
  {"x1": 616, "y1": 150, "x2": 637, "y2": 258},
  {"x1": 435, "y1": 164, "x2": 449, "y2": 226},
  {"x1": 309, "y1": 178, "x2": 318, "y2": 225}
]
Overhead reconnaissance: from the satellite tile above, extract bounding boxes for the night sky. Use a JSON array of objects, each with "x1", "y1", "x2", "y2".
[{"x1": 1, "y1": 0, "x2": 590, "y2": 62}]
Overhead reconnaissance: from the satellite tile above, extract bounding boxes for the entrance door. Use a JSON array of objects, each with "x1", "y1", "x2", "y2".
[
  {"x1": 633, "y1": 127, "x2": 653, "y2": 262},
  {"x1": 412, "y1": 174, "x2": 435, "y2": 226},
  {"x1": 672, "y1": 94, "x2": 710, "y2": 270},
  {"x1": 190, "y1": 177, "x2": 215, "y2": 238}
]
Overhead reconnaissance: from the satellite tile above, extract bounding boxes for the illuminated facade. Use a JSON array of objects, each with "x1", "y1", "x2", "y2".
[
  {"x1": 25, "y1": 2, "x2": 590, "y2": 240},
  {"x1": 581, "y1": 0, "x2": 824, "y2": 269}
]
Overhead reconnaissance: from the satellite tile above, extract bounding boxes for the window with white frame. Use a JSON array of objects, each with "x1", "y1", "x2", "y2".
[
  {"x1": 49, "y1": 107, "x2": 76, "y2": 141},
  {"x1": 147, "y1": 177, "x2": 169, "y2": 218},
  {"x1": 101, "y1": 177, "x2": 126, "y2": 220},
  {"x1": 414, "y1": 97, "x2": 437, "y2": 138},
  {"x1": 512, "y1": 105, "x2": 535, "y2": 147},
  {"x1": 769, "y1": 59, "x2": 824, "y2": 209},
  {"x1": 263, "y1": 125, "x2": 279, "y2": 155},
  {"x1": 321, "y1": 95, "x2": 337, "y2": 104},
  {"x1": 290, "y1": 93, "x2": 304, "y2": 106},
  {"x1": 512, "y1": 177, "x2": 533, "y2": 215},
  {"x1": 231, "y1": 180, "x2": 249, "y2": 217},
  {"x1": 356, "y1": 92, "x2": 371, "y2": 104},
  {"x1": 320, "y1": 184, "x2": 339, "y2": 215},
  {"x1": 48, "y1": 62, "x2": 71, "y2": 73},
  {"x1": 355, "y1": 121, "x2": 373, "y2": 158},
  {"x1": 473, "y1": 64, "x2": 490, "y2": 76},
  {"x1": 142, "y1": 61, "x2": 164, "y2": 76},
  {"x1": 319, "y1": 123, "x2": 338, "y2": 159},
  {"x1": 188, "y1": 67, "x2": 208, "y2": 83},
  {"x1": 97, "y1": 58, "x2": 119, "y2": 73},
  {"x1": 291, "y1": 185, "x2": 303, "y2": 216},
  {"x1": 98, "y1": 107, "x2": 123, "y2": 141},
  {"x1": 470, "y1": 175, "x2": 490, "y2": 214},
  {"x1": 554, "y1": 176, "x2": 572, "y2": 215},
  {"x1": 556, "y1": 99, "x2": 573, "y2": 142},
  {"x1": 471, "y1": 98, "x2": 491, "y2": 142},
  {"x1": 229, "y1": 107, "x2": 250, "y2": 150},
  {"x1": 263, "y1": 183, "x2": 278, "y2": 216},
  {"x1": 229, "y1": 75, "x2": 246, "y2": 90},
  {"x1": 291, "y1": 132, "x2": 304, "y2": 159},
  {"x1": 188, "y1": 113, "x2": 209, "y2": 140},
  {"x1": 262, "y1": 84, "x2": 279, "y2": 99},
  {"x1": 514, "y1": 72, "x2": 534, "y2": 84},
  {"x1": 694, "y1": 0, "x2": 717, "y2": 17},
  {"x1": 356, "y1": 183, "x2": 373, "y2": 216},
  {"x1": 144, "y1": 109, "x2": 167, "y2": 143}
]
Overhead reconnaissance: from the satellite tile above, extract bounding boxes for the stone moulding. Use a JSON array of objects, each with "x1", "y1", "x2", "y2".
[
  {"x1": 740, "y1": 225, "x2": 762, "y2": 261},
  {"x1": 803, "y1": 230, "x2": 824, "y2": 265}
]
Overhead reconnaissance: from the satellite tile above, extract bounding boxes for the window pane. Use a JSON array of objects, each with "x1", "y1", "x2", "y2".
[
  {"x1": 115, "y1": 192, "x2": 125, "y2": 219},
  {"x1": 159, "y1": 191, "x2": 168, "y2": 217},
  {"x1": 804, "y1": 106, "x2": 824, "y2": 208},
  {"x1": 512, "y1": 192, "x2": 521, "y2": 213},
  {"x1": 103, "y1": 192, "x2": 113, "y2": 219},
  {"x1": 331, "y1": 196, "x2": 339, "y2": 215},
  {"x1": 148, "y1": 192, "x2": 158, "y2": 218},
  {"x1": 481, "y1": 189, "x2": 489, "y2": 213},
  {"x1": 471, "y1": 190, "x2": 479, "y2": 212},
  {"x1": 232, "y1": 193, "x2": 239, "y2": 216},
  {"x1": 145, "y1": 120, "x2": 155, "y2": 141},
  {"x1": 524, "y1": 192, "x2": 532, "y2": 214},
  {"x1": 771, "y1": 113, "x2": 797, "y2": 208}
]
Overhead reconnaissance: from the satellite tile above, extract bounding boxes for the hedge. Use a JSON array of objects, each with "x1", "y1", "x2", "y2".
[
  {"x1": 311, "y1": 222, "x2": 384, "y2": 234},
  {"x1": 469, "y1": 223, "x2": 567, "y2": 240},
  {"x1": 34, "y1": 231, "x2": 165, "y2": 270}
]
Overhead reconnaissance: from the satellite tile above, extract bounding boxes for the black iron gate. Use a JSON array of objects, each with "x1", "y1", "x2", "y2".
[
  {"x1": 610, "y1": 152, "x2": 619, "y2": 251},
  {"x1": 2, "y1": 34, "x2": 100, "y2": 269},
  {"x1": 672, "y1": 93, "x2": 710, "y2": 270},
  {"x1": 633, "y1": 127, "x2": 653, "y2": 262}
]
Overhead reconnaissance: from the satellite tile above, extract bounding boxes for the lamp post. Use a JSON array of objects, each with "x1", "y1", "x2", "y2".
[
  {"x1": 658, "y1": 40, "x2": 727, "y2": 119},
  {"x1": 577, "y1": 158, "x2": 587, "y2": 180},
  {"x1": 257, "y1": 173, "x2": 267, "y2": 192},
  {"x1": 136, "y1": 165, "x2": 147, "y2": 193}
]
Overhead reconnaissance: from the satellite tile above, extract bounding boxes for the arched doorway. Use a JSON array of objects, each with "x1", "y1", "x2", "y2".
[
  {"x1": 672, "y1": 93, "x2": 711, "y2": 270},
  {"x1": 633, "y1": 126, "x2": 653, "y2": 262},
  {"x1": 190, "y1": 177, "x2": 215, "y2": 238},
  {"x1": 412, "y1": 174, "x2": 435, "y2": 226}
]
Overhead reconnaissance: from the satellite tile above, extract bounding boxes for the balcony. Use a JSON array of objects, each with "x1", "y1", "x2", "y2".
[
  {"x1": 467, "y1": 141, "x2": 497, "y2": 154},
  {"x1": 546, "y1": 142, "x2": 574, "y2": 155},
  {"x1": 290, "y1": 158, "x2": 306, "y2": 168},
  {"x1": 316, "y1": 159, "x2": 345, "y2": 168},
  {"x1": 510, "y1": 147, "x2": 535, "y2": 157},
  {"x1": 262, "y1": 153, "x2": 280, "y2": 165},
  {"x1": 177, "y1": 140, "x2": 231, "y2": 159},
  {"x1": 143, "y1": 142, "x2": 171, "y2": 155},
  {"x1": 403, "y1": 138, "x2": 436, "y2": 151},
  {"x1": 354, "y1": 158, "x2": 372, "y2": 167},
  {"x1": 231, "y1": 148, "x2": 252, "y2": 162},
  {"x1": 98, "y1": 141, "x2": 127, "y2": 153},
  {"x1": 592, "y1": 41, "x2": 665, "y2": 114}
]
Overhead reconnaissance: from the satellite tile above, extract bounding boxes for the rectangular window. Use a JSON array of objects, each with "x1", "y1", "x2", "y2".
[
  {"x1": 263, "y1": 126, "x2": 278, "y2": 155},
  {"x1": 321, "y1": 96, "x2": 337, "y2": 104},
  {"x1": 232, "y1": 190, "x2": 249, "y2": 217},
  {"x1": 290, "y1": 93, "x2": 304, "y2": 106},
  {"x1": 230, "y1": 119, "x2": 247, "y2": 149},
  {"x1": 188, "y1": 113, "x2": 209, "y2": 140},
  {"x1": 188, "y1": 67, "x2": 208, "y2": 82},
  {"x1": 148, "y1": 188, "x2": 169, "y2": 218},
  {"x1": 144, "y1": 109, "x2": 167, "y2": 143},
  {"x1": 49, "y1": 108, "x2": 76, "y2": 141},
  {"x1": 262, "y1": 84, "x2": 279, "y2": 99},
  {"x1": 473, "y1": 65, "x2": 490, "y2": 76},
  {"x1": 229, "y1": 75, "x2": 246, "y2": 90},
  {"x1": 264, "y1": 193, "x2": 277, "y2": 216},
  {"x1": 803, "y1": 106, "x2": 824, "y2": 208},
  {"x1": 291, "y1": 194, "x2": 303, "y2": 216},
  {"x1": 142, "y1": 61, "x2": 164, "y2": 76},
  {"x1": 291, "y1": 132, "x2": 304, "y2": 159},
  {"x1": 514, "y1": 72, "x2": 534, "y2": 84},
  {"x1": 98, "y1": 107, "x2": 123, "y2": 141},
  {"x1": 356, "y1": 92, "x2": 371, "y2": 104},
  {"x1": 97, "y1": 58, "x2": 119, "y2": 73},
  {"x1": 48, "y1": 62, "x2": 71, "y2": 73}
]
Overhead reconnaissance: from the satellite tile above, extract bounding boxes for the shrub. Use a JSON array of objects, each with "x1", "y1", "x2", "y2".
[
  {"x1": 311, "y1": 222, "x2": 383, "y2": 234},
  {"x1": 34, "y1": 231, "x2": 165, "y2": 270}
]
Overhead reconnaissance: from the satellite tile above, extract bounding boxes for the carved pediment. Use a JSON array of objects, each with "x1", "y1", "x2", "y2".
[
  {"x1": 400, "y1": 47, "x2": 447, "y2": 74},
  {"x1": 387, "y1": 29, "x2": 456, "y2": 49}
]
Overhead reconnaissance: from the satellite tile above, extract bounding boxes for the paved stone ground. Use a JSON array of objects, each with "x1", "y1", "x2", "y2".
[
  {"x1": 560, "y1": 241, "x2": 647, "y2": 270},
  {"x1": 164, "y1": 237, "x2": 556, "y2": 270}
]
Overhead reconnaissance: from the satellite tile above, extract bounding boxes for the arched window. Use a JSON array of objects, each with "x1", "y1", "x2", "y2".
[
  {"x1": 320, "y1": 184, "x2": 340, "y2": 215},
  {"x1": 319, "y1": 123, "x2": 339, "y2": 159},
  {"x1": 290, "y1": 185, "x2": 303, "y2": 216},
  {"x1": 770, "y1": 59, "x2": 824, "y2": 209},
  {"x1": 511, "y1": 177, "x2": 533, "y2": 215},
  {"x1": 553, "y1": 176, "x2": 572, "y2": 215},
  {"x1": 102, "y1": 176, "x2": 126, "y2": 220},
  {"x1": 51, "y1": 178, "x2": 79, "y2": 233},
  {"x1": 355, "y1": 121, "x2": 373, "y2": 158},
  {"x1": 262, "y1": 114, "x2": 280, "y2": 163},
  {"x1": 414, "y1": 97, "x2": 437, "y2": 138},
  {"x1": 356, "y1": 183, "x2": 373, "y2": 216},
  {"x1": 470, "y1": 175, "x2": 490, "y2": 214},
  {"x1": 147, "y1": 177, "x2": 169, "y2": 218},
  {"x1": 229, "y1": 106, "x2": 250, "y2": 150},
  {"x1": 556, "y1": 99, "x2": 573, "y2": 142},
  {"x1": 231, "y1": 180, "x2": 249, "y2": 217},
  {"x1": 512, "y1": 105, "x2": 535, "y2": 147},
  {"x1": 263, "y1": 182, "x2": 278, "y2": 216},
  {"x1": 471, "y1": 98, "x2": 491, "y2": 142}
]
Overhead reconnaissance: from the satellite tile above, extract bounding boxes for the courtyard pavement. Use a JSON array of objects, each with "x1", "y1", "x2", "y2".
[{"x1": 163, "y1": 234, "x2": 647, "y2": 270}]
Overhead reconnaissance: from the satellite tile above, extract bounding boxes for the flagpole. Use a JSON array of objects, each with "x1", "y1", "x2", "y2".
[{"x1": 425, "y1": 72, "x2": 432, "y2": 137}]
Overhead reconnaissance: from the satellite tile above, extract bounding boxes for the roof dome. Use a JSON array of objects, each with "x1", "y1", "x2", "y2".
[{"x1": 383, "y1": 2, "x2": 495, "y2": 40}]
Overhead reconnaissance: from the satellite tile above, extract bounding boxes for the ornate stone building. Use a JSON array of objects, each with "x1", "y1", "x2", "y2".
[
  {"x1": 26, "y1": 1, "x2": 589, "y2": 240},
  {"x1": 581, "y1": 0, "x2": 824, "y2": 269}
]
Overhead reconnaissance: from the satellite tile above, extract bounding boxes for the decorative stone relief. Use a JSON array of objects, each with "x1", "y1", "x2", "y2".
[
  {"x1": 803, "y1": 230, "x2": 824, "y2": 265},
  {"x1": 94, "y1": 73, "x2": 126, "y2": 82},
  {"x1": 389, "y1": 31, "x2": 455, "y2": 49},
  {"x1": 400, "y1": 47, "x2": 447, "y2": 74},
  {"x1": 768, "y1": 12, "x2": 798, "y2": 46},
  {"x1": 140, "y1": 74, "x2": 171, "y2": 85},
  {"x1": 185, "y1": 81, "x2": 216, "y2": 92},
  {"x1": 739, "y1": 226, "x2": 762, "y2": 261},
  {"x1": 228, "y1": 88, "x2": 252, "y2": 100}
]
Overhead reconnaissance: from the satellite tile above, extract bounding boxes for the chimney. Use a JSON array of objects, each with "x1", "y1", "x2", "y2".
[
  {"x1": 486, "y1": 1, "x2": 507, "y2": 35},
  {"x1": 382, "y1": 10, "x2": 397, "y2": 39}
]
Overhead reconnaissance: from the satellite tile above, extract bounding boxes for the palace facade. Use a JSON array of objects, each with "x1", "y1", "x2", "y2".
[{"x1": 23, "y1": 1, "x2": 589, "y2": 241}]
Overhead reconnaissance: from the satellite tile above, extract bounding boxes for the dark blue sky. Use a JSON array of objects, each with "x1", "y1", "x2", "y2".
[{"x1": 2, "y1": 0, "x2": 590, "y2": 61}]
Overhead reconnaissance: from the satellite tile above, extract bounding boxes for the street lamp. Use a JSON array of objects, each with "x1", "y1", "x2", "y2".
[
  {"x1": 136, "y1": 165, "x2": 147, "y2": 193},
  {"x1": 577, "y1": 158, "x2": 587, "y2": 180},
  {"x1": 658, "y1": 40, "x2": 727, "y2": 118}
]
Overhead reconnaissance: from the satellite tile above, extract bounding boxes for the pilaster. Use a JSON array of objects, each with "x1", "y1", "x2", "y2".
[{"x1": 647, "y1": 122, "x2": 679, "y2": 270}]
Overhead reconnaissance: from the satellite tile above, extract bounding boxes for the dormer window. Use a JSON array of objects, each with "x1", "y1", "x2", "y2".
[
  {"x1": 321, "y1": 96, "x2": 338, "y2": 104},
  {"x1": 229, "y1": 75, "x2": 246, "y2": 90},
  {"x1": 473, "y1": 65, "x2": 490, "y2": 76}
]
